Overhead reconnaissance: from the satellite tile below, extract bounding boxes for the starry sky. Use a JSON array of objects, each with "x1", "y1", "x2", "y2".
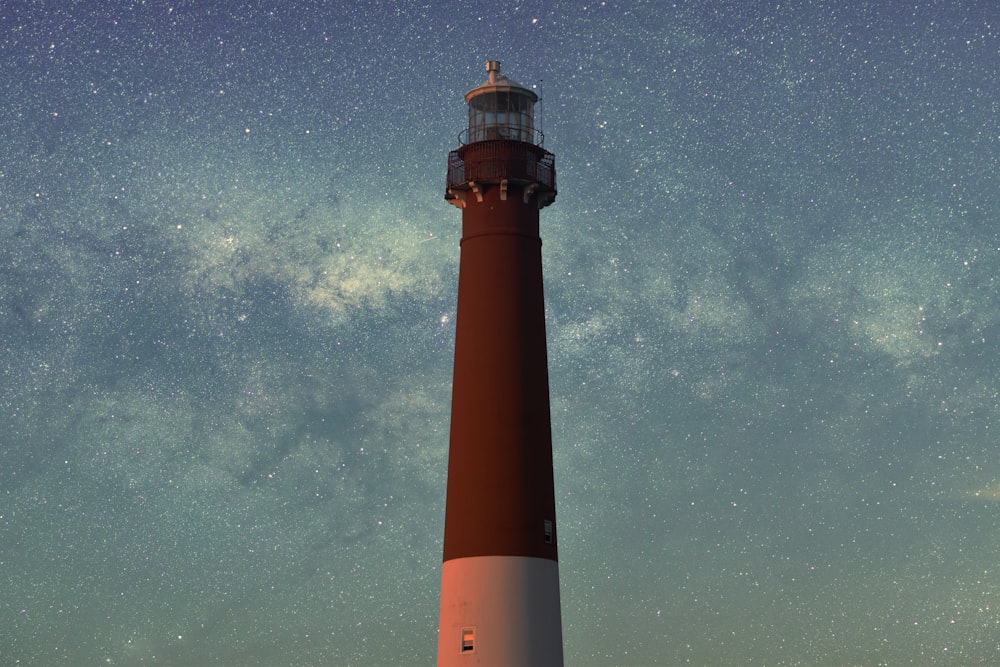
[{"x1": 1, "y1": 1, "x2": 999, "y2": 665}]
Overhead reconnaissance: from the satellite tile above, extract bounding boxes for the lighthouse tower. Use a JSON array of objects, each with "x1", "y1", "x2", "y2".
[{"x1": 437, "y1": 61, "x2": 563, "y2": 666}]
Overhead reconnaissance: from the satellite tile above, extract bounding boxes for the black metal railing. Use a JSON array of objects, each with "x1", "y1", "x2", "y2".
[
  {"x1": 446, "y1": 140, "x2": 556, "y2": 192},
  {"x1": 457, "y1": 127, "x2": 545, "y2": 147}
]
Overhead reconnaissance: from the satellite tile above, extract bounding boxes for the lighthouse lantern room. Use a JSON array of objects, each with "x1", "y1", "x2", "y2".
[{"x1": 464, "y1": 60, "x2": 539, "y2": 144}]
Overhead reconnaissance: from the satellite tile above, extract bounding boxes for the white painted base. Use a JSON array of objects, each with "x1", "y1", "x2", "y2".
[{"x1": 437, "y1": 555, "x2": 563, "y2": 667}]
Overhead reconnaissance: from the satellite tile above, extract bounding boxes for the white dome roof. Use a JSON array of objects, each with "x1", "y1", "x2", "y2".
[{"x1": 464, "y1": 60, "x2": 538, "y2": 104}]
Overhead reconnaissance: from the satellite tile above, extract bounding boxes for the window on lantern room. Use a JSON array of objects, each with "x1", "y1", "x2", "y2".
[{"x1": 468, "y1": 92, "x2": 534, "y2": 143}]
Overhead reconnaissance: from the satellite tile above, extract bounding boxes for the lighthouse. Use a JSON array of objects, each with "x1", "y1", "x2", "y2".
[{"x1": 436, "y1": 61, "x2": 563, "y2": 666}]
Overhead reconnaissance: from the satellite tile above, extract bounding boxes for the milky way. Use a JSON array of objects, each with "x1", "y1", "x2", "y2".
[{"x1": 1, "y1": 2, "x2": 998, "y2": 664}]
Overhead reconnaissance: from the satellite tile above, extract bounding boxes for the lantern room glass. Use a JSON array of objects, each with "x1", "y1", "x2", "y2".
[{"x1": 468, "y1": 90, "x2": 535, "y2": 143}]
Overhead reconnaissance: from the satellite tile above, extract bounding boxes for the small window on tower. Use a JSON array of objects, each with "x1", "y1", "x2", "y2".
[
  {"x1": 544, "y1": 519, "x2": 554, "y2": 544},
  {"x1": 461, "y1": 626, "x2": 475, "y2": 652}
]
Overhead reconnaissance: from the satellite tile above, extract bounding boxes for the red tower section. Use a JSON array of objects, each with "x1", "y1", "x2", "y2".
[{"x1": 437, "y1": 61, "x2": 563, "y2": 667}]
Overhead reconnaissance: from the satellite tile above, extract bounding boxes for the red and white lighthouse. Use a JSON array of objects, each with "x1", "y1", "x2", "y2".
[{"x1": 436, "y1": 61, "x2": 563, "y2": 666}]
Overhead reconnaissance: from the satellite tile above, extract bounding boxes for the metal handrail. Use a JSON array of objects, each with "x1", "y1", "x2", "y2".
[
  {"x1": 447, "y1": 140, "x2": 556, "y2": 192},
  {"x1": 457, "y1": 127, "x2": 546, "y2": 147}
]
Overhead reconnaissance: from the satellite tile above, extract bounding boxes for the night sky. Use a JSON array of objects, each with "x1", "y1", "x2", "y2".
[{"x1": 2, "y1": 1, "x2": 999, "y2": 665}]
